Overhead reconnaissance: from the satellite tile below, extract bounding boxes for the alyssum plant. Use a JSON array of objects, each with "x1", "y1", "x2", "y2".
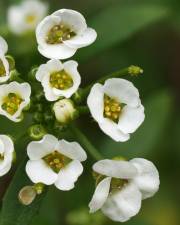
[{"x1": 0, "y1": 7, "x2": 159, "y2": 223}]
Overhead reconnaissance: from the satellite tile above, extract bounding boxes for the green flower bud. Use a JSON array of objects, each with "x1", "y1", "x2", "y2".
[{"x1": 28, "y1": 124, "x2": 46, "y2": 140}]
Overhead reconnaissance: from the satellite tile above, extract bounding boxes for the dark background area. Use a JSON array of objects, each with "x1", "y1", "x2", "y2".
[{"x1": 0, "y1": 0, "x2": 180, "y2": 225}]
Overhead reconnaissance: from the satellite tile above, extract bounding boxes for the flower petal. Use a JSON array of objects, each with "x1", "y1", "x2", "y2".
[
  {"x1": 104, "y1": 78, "x2": 141, "y2": 107},
  {"x1": 55, "y1": 160, "x2": 83, "y2": 191},
  {"x1": 0, "y1": 54, "x2": 10, "y2": 83},
  {"x1": 35, "y1": 64, "x2": 49, "y2": 82},
  {"x1": 64, "y1": 28, "x2": 97, "y2": 48},
  {"x1": 52, "y1": 9, "x2": 87, "y2": 34},
  {"x1": 0, "y1": 36, "x2": 8, "y2": 54},
  {"x1": 46, "y1": 59, "x2": 63, "y2": 72},
  {"x1": 87, "y1": 83, "x2": 104, "y2": 123},
  {"x1": 38, "y1": 44, "x2": 77, "y2": 60},
  {"x1": 89, "y1": 177, "x2": 111, "y2": 213},
  {"x1": 118, "y1": 104, "x2": 145, "y2": 134},
  {"x1": 99, "y1": 119, "x2": 130, "y2": 142},
  {"x1": 26, "y1": 159, "x2": 57, "y2": 185},
  {"x1": 130, "y1": 158, "x2": 160, "y2": 199},
  {"x1": 27, "y1": 134, "x2": 58, "y2": 160},
  {"x1": 57, "y1": 140, "x2": 87, "y2": 161},
  {"x1": 102, "y1": 182, "x2": 142, "y2": 222},
  {"x1": 93, "y1": 159, "x2": 137, "y2": 179}
]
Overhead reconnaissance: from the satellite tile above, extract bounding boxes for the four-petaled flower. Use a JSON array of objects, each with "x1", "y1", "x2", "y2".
[
  {"x1": 87, "y1": 78, "x2": 145, "y2": 142},
  {"x1": 26, "y1": 134, "x2": 87, "y2": 191},
  {"x1": 0, "y1": 37, "x2": 10, "y2": 83},
  {"x1": 36, "y1": 59, "x2": 81, "y2": 101},
  {"x1": 0, "y1": 135, "x2": 14, "y2": 176},
  {"x1": 8, "y1": 0, "x2": 48, "y2": 35},
  {"x1": 0, "y1": 81, "x2": 31, "y2": 122},
  {"x1": 89, "y1": 158, "x2": 160, "y2": 222},
  {"x1": 36, "y1": 9, "x2": 97, "y2": 59}
]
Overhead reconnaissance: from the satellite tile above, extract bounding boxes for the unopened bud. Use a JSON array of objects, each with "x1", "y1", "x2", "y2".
[
  {"x1": 18, "y1": 186, "x2": 37, "y2": 206},
  {"x1": 128, "y1": 65, "x2": 143, "y2": 76},
  {"x1": 53, "y1": 99, "x2": 77, "y2": 124},
  {"x1": 28, "y1": 124, "x2": 46, "y2": 140}
]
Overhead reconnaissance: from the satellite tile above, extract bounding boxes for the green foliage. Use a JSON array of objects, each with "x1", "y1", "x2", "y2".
[{"x1": 77, "y1": 3, "x2": 170, "y2": 61}]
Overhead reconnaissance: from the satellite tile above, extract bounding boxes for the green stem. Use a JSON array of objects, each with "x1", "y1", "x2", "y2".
[
  {"x1": 69, "y1": 124, "x2": 103, "y2": 160},
  {"x1": 77, "y1": 106, "x2": 90, "y2": 115},
  {"x1": 77, "y1": 65, "x2": 143, "y2": 103}
]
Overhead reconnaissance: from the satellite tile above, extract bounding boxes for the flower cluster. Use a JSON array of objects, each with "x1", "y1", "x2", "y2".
[{"x1": 0, "y1": 5, "x2": 160, "y2": 223}]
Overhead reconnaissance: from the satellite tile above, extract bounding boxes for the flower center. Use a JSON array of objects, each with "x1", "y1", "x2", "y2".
[
  {"x1": 0, "y1": 59, "x2": 6, "y2": 77},
  {"x1": 46, "y1": 24, "x2": 76, "y2": 44},
  {"x1": 104, "y1": 95, "x2": 121, "y2": 123},
  {"x1": 0, "y1": 153, "x2": 4, "y2": 161},
  {"x1": 50, "y1": 70, "x2": 73, "y2": 90},
  {"x1": 43, "y1": 150, "x2": 69, "y2": 173},
  {"x1": 110, "y1": 178, "x2": 128, "y2": 194},
  {"x1": 1, "y1": 93, "x2": 23, "y2": 115},
  {"x1": 25, "y1": 14, "x2": 36, "y2": 24}
]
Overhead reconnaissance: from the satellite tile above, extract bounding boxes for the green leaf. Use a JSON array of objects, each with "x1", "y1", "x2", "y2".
[
  {"x1": 77, "y1": 3, "x2": 170, "y2": 61},
  {"x1": 99, "y1": 90, "x2": 173, "y2": 158},
  {"x1": 0, "y1": 157, "x2": 47, "y2": 225}
]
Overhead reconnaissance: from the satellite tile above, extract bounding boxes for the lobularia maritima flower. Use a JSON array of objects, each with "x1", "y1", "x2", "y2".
[
  {"x1": 89, "y1": 158, "x2": 160, "y2": 222},
  {"x1": 26, "y1": 134, "x2": 87, "y2": 191},
  {"x1": 87, "y1": 78, "x2": 145, "y2": 142},
  {"x1": 36, "y1": 9, "x2": 97, "y2": 59},
  {"x1": 8, "y1": 0, "x2": 48, "y2": 35},
  {"x1": 0, "y1": 82, "x2": 31, "y2": 122},
  {"x1": 0, "y1": 37, "x2": 10, "y2": 83},
  {"x1": 36, "y1": 59, "x2": 81, "y2": 101},
  {"x1": 53, "y1": 99, "x2": 76, "y2": 124},
  {"x1": 0, "y1": 135, "x2": 14, "y2": 176}
]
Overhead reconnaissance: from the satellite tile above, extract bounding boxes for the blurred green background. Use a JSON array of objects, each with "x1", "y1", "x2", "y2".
[{"x1": 0, "y1": 0, "x2": 180, "y2": 225}]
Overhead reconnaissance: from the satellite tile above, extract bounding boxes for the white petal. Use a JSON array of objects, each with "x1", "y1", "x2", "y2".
[
  {"x1": 0, "y1": 37, "x2": 8, "y2": 54},
  {"x1": 104, "y1": 78, "x2": 141, "y2": 107},
  {"x1": 35, "y1": 64, "x2": 49, "y2": 82},
  {"x1": 41, "y1": 73, "x2": 59, "y2": 101},
  {"x1": 118, "y1": 104, "x2": 145, "y2": 134},
  {"x1": 27, "y1": 134, "x2": 58, "y2": 160},
  {"x1": 93, "y1": 159, "x2": 137, "y2": 179},
  {"x1": 64, "y1": 28, "x2": 97, "y2": 48},
  {"x1": 52, "y1": 9, "x2": 87, "y2": 34},
  {"x1": 0, "y1": 163, "x2": 12, "y2": 177},
  {"x1": 38, "y1": 44, "x2": 77, "y2": 60},
  {"x1": 102, "y1": 182, "x2": 142, "y2": 222},
  {"x1": 53, "y1": 60, "x2": 81, "y2": 98},
  {"x1": 130, "y1": 158, "x2": 160, "y2": 199},
  {"x1": 57, "y1": 140, "x2": 87, "y2": 161},
  {"x1": 46, "y1": 59, "x2": 63, "y2": 72},
  {"x1": 99, "y1": 119, "x2": 130, "y2": 142},
  {"x1": 0, "y1": 54, "x2": 10, "y2": 83},
  {"x1": 87, "y1": 83, "x2": 104, "y2": 123},
  {"x1": 55, "y1": 160, "x2": 83, "y2": 191},
  {"x1": 26, "y1": 159, "x2": 57, "y2": 185},
  {"x1": 89, "y1": 177, "x2": 111, "y2": 213}
]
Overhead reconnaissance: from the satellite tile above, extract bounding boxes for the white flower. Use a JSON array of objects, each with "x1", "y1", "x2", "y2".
[
  {"x1": 53, "y1": 99, "x2": 76, "y2": 124},
  {"x1": 89, "y1": 158, "x2": 160, "y2": 222},
  {"x1": 36, "y1": 9, "x2": 97, "y2": 59},
  {"x1": 0, "y1": 81, "x2": 31, "y2": 122},
  {"x1": 8, "y1": 0, "x2": 48, "y2": 35},
  {"x1": 36, "y1": 59, "x2": 81, "y2": 101},
  {"x1": 87, "y1": 78, "x2": 145, "y2": 142},
  {"x1": 26, "y1": 134, "x2": 87, "y2": 191},
  {"x1": 0, "y1": 135, "x2": 14, "y2": 176},
  {"x1": 0, "y1": 37, "x2": 10, "y2": 83}
]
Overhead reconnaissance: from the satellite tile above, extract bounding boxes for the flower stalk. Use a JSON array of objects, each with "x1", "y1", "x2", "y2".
[{"x1": 69, "y1": 124, "x2": 103, "y2": 161}]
